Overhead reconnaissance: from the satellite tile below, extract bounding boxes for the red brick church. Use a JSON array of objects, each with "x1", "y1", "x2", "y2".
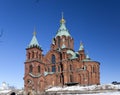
[{"x1": 24, "y1": 15, "x2": 100, "y2": 94}]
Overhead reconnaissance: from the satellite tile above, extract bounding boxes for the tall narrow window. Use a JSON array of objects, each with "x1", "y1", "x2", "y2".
[
  {"x1": 70, "y1": 75, "x2": 73, "y2": 82},
  {"x1": 52, "y1": 54, "x2": 56, "y2": 64},
  {"x1": 70, "y1": 64, "x2": 72, "y2": 71},
  {"x1": 39, "y1": 54, "x2": 41, "y2": 59},
  {"x1": 28, "y1": 52, "x2": 30, "y2": 59},
  {"x1": 93, "y1": 66, "x2": 95, "y2": 73},
  {"x1": 58, "y1": 37, "x2": 60, "y2": 48},
  {"x1": 29, "y1": 65, "x2": 33, "y2": 73},
  {"x1": 32, "y1": 52, "x2": 34, "y2": 58},
  {"x1": 68, "y1": 39, "x2": 70, "y2": 48},
  {"x1": 38, "y1": 66, "x2": 40, "y2": 73},
  {"x1": 52, "y1": 66, "x2": 56, "y2": 72},
  {"x1": 58, "y1": 66, "x2": 60, "y2": 72},
  {"x1": 36, "y1": 52, "x2": 38, "y2": 58}
]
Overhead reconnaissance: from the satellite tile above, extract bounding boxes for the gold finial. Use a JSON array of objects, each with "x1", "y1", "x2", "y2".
[
  {"x1": 33, "y1": 31, "x2": 36, "y2": 36},
  {"x1": 60, "y1": 12, "x2": 65, "y2": 24},
  {"x1": 33, "y1": 26, "x2": 36, "y2": 36}
]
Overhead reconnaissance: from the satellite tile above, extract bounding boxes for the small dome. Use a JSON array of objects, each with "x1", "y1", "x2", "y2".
[{"x1": 55, "y1": 14, "x2": 71, "y2": 38}]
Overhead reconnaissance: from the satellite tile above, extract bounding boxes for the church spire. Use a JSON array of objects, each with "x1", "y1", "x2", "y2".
[
  {"x1": 79, "y1": 42, "x2": 84, "y2": 51},
  {"x1": 55, "y1": 13, "x2": 71, "y2": 37},
  {"x1": 28, "y1": 28, "x2": 40, "y2": 48}
]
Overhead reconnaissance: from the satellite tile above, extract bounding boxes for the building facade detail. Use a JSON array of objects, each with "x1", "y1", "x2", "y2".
[{"x1": 24, "y1": 15, "x2": 100, "y2": 94}]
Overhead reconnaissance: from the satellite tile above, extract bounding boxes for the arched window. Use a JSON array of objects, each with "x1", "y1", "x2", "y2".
[
  {"x1": 28, "y1": 52, "x2": 30, "y2": 59},
  {"x1": 29, "y1": 65, "x2": 33, "y2": 73},
  {"x1": 38, "y1": 66, "x2": 40, "y2": 73},
  {"x1": 39, "y1": 54, "x2": 41, "y2": 59},
  {"x1": 36, "y1": 52, "x2": 38, "y2": 58},
  {"x1": 32, "y1": 52, "x2": 34, "y2": 58},
  {"x1": 93, "y1": 66, "x2": 96, "y2": 73},
  {"x1": 52, "y1": 66, "x2": 56, "y2": 72},
  {"x1": 68, "y1": 39, "x2": 70, "y2": 48},
  {"x1": 52, "y1": 54, "x2": 56, "y2": 64},
  {"x1": 58, "y1": 66, "x2": 60, "y2": 72},
  {"x1": 70, "y1": 64, "x2": 72, "y2": 71},
  {"x1": 58, "y1": 36, "x2": 60, "y2": 48}
]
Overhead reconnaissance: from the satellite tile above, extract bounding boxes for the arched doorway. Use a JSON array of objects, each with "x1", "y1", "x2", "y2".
[{"x1": 10, "y1": 92, "x2": 16, "y2": 95}]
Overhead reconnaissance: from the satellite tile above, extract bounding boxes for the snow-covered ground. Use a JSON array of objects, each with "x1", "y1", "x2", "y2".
[
  {"x1": 0, "y1": 83, "x2": 120, "y2": 94},
  {"x1": 46, "y1": 84, "x2": 120, "y2": 95},
  {"x1": 81, "y1": 92, "x2": 120, "y2": 95},
  {"x1": 46, "y1": 84, "x2": 120, "y2": 91}
]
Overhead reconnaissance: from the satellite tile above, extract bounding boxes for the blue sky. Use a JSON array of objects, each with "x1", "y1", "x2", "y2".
[{"x1": 0, "y1": 0, "x2": 120, "y2": 88}]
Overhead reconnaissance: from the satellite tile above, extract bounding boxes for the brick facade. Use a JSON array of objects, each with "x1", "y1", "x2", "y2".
[{"x1": 24, "y1": 17, "x2": 100, "y2": 95}]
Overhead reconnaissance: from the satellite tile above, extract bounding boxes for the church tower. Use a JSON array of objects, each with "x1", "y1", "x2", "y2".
[
  {"x1": 51, "y1": 13, "x2": 74, "y2": 50},
  {"x1": 24, "y1": 29, "x2": 44, "y2": 94}
]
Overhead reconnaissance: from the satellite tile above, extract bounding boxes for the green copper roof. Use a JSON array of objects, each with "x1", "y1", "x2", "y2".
[
  {"x1": 28, "y1": 32, "x2": 40, "y2": 48},
  {"x1": 82, "y1": 54, "x2": 92, "y2": 62},
  {"x1": 86, "y1": 54, "x2": 90, "y2": 59},
  {"x1": 79, "y1": 42, "x2": 84, "y2": 51},
  {"x1": 67, "y1": 50, "x2": 78, "y2": 59},
  {"x1": 55, "y1": 16, "x2": 71, "y2": 37},
  {"x1": 61, "y1": 43, "x2": 66, "y2": 48}
]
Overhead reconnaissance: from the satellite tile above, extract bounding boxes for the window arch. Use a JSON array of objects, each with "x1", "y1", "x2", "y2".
[
  {"x1": 29, "y1": 65, "x2": 33, "y2": 73},
  {"x1": 51, "y1": 54, "x2": 56, "y2": 64},
  {"x1": 38, "y1": 66, "x2": 40, "y2": 73},
  {"x1": 32, "y1": 51, "x2": 34, "y2": 58}
]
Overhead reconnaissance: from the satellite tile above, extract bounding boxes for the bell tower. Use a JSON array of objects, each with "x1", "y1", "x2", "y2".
[{"x1": 24, "y1": 29, "x2": 44, "y2": 94}]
